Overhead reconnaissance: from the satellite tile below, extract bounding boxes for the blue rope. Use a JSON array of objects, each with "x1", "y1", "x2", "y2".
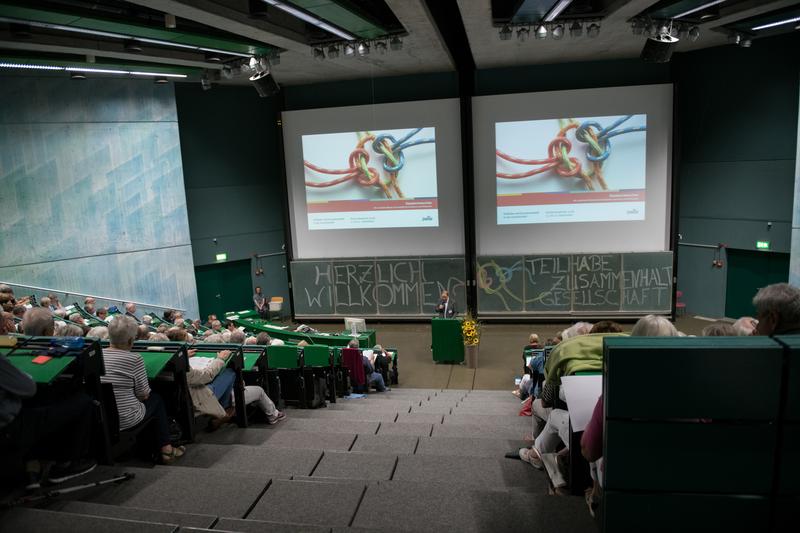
[
  {"x1": 576, "y1": 115, "x2": 646, "y2": 162},
  {"x1": 372, "y1": 128, "x2": 435, "y2": 172}
]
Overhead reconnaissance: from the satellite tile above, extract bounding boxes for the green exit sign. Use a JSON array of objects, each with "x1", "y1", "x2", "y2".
[
  {"x1": 756, "y1": 241, "x2": 770, "y2": 250},
  {"x1": 215, "y1": 252, "x2": 228, "y2": 262}
]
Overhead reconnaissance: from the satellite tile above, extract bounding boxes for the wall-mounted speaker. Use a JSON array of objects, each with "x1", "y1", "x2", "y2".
[{"x1": 250, "y1": 71, "x2": 280, "y2": 98}]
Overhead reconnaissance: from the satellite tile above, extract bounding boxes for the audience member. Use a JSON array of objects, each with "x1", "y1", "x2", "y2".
[
  {"x1": 590, "y1": 321, "x2": 623, "y2": 334},
  {"x1": 96, "y1": 307, "x2": 108, "y2": 321},
  {"x1": 702, "y1": 322, "x2": 737, "y2": 336},
  {"x1": 22, "y1": 307, "x2": 55, "y2": 336},
  {"x1": 752, "y1": 283, "x2": 800, "y2": 335},
  {"x1": 124, "y1": 302, "x2": 139, "y2": 323},
  {"x1": 68, "y1": 313, "x2": 85, "y2": 326},
  {"x1": 630, "y1": 314, "x2": 678, "y2": 337},
  {"x1": 229, "y1": 330, "x2": 246, "y2": 344},
  {"x1": 38, "y1": 297, "x2": 51, "y2": 310},
  {"x1": 141, "y1": 315, "x2": 153, "y2": 326},
  {"x1": 47, "y1": 294, "x2": 62, "y2": 310},
  {"x1": 256, "y1": 332, "x2": 271, "y2": 345},
  {"x1": 244, "y1": 336, "x2": 257, "y2": 345},
  {"x1": 363, "y1": 350, "x2": 388, "y2": 392},
  {"x1": 87, "y1": 326, "x2": 109, "y2": 339},
  {"x1": 136, "y1": 324, "x2": 150, "y2": 340},
  {"x1": 102, "y1": 316, "x2": 184, "y2": 463},
  {"x1": 732, "y1": 316, "x2": 757, "y2": 336},
  {"x1": 1, "y1": 311, "x2": 16, "y2": 335},
  {"x1": 83, "y1": 297, "x2": 96, "y2": 315},
  {"x1": 372, "y1": 344, "x2": 393, "y2": 385},
  {"x1": 210, "y1": 320, "x2": 222, "y2": 332}
]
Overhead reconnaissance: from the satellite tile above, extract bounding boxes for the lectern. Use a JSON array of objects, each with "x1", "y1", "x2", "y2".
[{"x1": 431, "y1": 317, "x2": 464, "y2": 363}]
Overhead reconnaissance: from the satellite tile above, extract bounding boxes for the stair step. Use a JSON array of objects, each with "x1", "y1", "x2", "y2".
[
  {"x1": 213, "y1": 517, "x2": 329, "y2": 532},
  {"x1": 48, "y1": 500, "x2": 215, "y2": 529},
  {"x1": 247, "y1": 478, "x2": 365, "y2": 527},
  {"x1": 178, "y1": 443, "x2": 322, "y2": 477},
  {"x1": 0, "y1": 507, "x2": 176, "y2": 533}
]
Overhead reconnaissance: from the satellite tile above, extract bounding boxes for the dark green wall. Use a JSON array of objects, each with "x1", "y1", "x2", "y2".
[
  {"x1": 673, "y1": 32, "x2": 800, "y2": 317},
  {"x1": 175, "y1": 33, "x2": 800, "y2": 320}
]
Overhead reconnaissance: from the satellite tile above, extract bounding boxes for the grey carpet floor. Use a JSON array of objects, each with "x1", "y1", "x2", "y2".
[{"x1": 6, "y1": 389, "x2": 598, "y2": 533}]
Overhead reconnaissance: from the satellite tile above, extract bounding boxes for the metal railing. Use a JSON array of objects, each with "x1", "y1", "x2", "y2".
[{"x1": 0, "y1": 281, "x2": 186, "y2": 312}]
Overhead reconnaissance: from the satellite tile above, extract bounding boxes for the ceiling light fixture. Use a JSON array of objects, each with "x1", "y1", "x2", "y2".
[
  {"x1": 70, "y1": 72, "x2": 86, "y2": 80},
  {"x1": 375, "y1": 41, "x2": 387, "y2": 54},
  {"x1": 390, "y1": 36, "x2": 403, "y2": 51},
  {"x1": 201, "y1": 74, "x2": 211, "y2": 91},
  {"x1": 164, "y1": 14, "x2": 177, "y2": 29},
  {"x1": 751, "y1": 15, "x2": 800, "y2": 31},
  {"x1": 313, "y1": 47, "x2": 325, "y2": 60},
  {"x1": 586, "y1": 22, "x2": 600, "y2": 38},
  {"x1": 499, "y1": 24, "x2": 512, "y2": 40},
  {"x1": 570, "y1": 21, "x2": 583, "y2": 37},
  {"x1": 673, "y1": 0, "x2": 727, "y2": 20},
  {"x1": 0, "y1": 16, "x2": 255, "y2": 59},
  {"x1": 543, "y1": 0, "x2": 573, "y2": 22},
  {"x1": 0, "y1": 62, "x2": 188, "y2": 78},
  {"x1": 357, "y1": 42, "x2": 369, "y2": 55},
  {"x1": 327, "y1": 44, "x2": 339, "y2": 59},
  {"x1": 739, "y1": 38, "x2": 752, "y2": 47},
  {"x1": 689, "y1": 26, "x2": 700, "y2": 41},
  {"x1": 260, "y1": 0, "x2": 356, "y2": 40},
  {"x1": 343, "y1": 43, "x2": 356, "y2": 56},
  {"x1": 552, "y1": 24, "x2": 565, "y2": 40},
  {"x1": 154, "y1": 77, "x2": 168, "y2": 84},
  {"x1": 535, "y1": 24, "x2": 548, "y2": 39},
  {"x1": 517, "y1": 27, "x2": 530, "y2": 42}
]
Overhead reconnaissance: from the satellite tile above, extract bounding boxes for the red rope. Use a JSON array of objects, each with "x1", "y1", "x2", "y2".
[{"x1": 304, "y1": 135, "x2": 382, "y2": 191}]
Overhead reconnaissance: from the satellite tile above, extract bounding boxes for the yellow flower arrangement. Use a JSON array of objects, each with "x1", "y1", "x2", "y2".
[{"x1": 461, "y1": 314, "x2": 481, "y2": 346}]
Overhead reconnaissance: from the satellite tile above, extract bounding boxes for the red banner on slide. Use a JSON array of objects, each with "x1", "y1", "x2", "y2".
[
  {"x1": 308, "y1": 197, "x2": 438, "y2": 213},
  {"x1": 496, "y1": 189, "x2": 645, "y2": 207}
]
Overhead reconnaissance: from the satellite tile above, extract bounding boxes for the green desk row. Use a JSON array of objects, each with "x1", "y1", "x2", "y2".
[
  {"x1": 225, "y1": 310, "x2": 377, "y2": 348},
  {"x1": 6, "y1": 353, "x2": 77, "y2": 384}
]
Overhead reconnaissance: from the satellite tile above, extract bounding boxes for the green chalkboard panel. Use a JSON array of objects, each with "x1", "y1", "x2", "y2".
[
  {"x1": 375, "y1": 259, "x2": 422, "y2": 316},
  {"x1": 422, "y1": 257, "x2": 467, "y2": 315},
  {"x1": 620, "y1": 252, "x2": 673, "y2": 312},
  {"x1": 332, "y1": 260, "x2": 377, "y2": 316},
  {"x1": 291, "y1": 261, "x2": 335, "y2": 316},
  {"x1": 291, "y1": 256, "x2": 465, "y2": 317},
  {"x1": 477, "y1": 256, "x2": 525, "y2": 313},
  {"x1": 571, "y1": 253, "x2": 622, "y2": 312},
  {"x1": 477, "y1": 251, "x2": 672, "y2": 316},
  {"x1": 523, "y1": 255, "x2": 572, "y2": 312}
]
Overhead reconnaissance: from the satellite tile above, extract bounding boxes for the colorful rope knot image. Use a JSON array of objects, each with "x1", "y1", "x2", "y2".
[
  {"x1": 304, "y1": 128, "x2": 435, "y2": 200},
  {"x1": 496, "y1": 115, "x2": 647, "y2": 192}
]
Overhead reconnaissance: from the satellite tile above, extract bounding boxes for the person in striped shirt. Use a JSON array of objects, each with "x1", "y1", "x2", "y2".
[{"x1": 102, "y1": 316, "x2": 185, "y2": 464}]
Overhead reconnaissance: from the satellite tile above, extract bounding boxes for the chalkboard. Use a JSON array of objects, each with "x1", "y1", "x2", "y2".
[
  {"x1": 477, "y1": 252, "x2": 672, "y2": 315},
  {"x1": 291, "y1": 257, "x2": 466, "y2": 317}
]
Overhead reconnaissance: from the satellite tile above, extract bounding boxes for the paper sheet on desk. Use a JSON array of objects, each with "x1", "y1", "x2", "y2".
[
  {"x1": 560, "y1": 375, "x2": 602, "y2": 432},
  {"x1": 189, "y1": 357, "x2": 215, "y2": 371}
]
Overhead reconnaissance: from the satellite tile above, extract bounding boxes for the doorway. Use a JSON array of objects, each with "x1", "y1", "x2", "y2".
[
  {"x1": 724, "y1": 249, "x2": 789, "y2": 319},
  {"x1": 195, "y1": 259, "x2": 253, "y2": 321}
]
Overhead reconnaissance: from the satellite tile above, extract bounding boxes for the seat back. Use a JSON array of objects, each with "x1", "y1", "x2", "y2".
[
  {"x1": 602, "y1": 336, "x2": 786, "y2": 532},
  {"x1": 267, "y1": 345, "x2": 301, "y2": 369},
  {"x1": 341, "y1": 347, "x2": 365, "y2": 386},
  {"x1": 100, "y1": 382, "x2": 120, "y2": 442},
  {"x1": 303, "y1": 345, "x2": 331, "y2": 367}
]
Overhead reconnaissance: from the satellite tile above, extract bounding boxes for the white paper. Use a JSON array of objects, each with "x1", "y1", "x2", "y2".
[
  {"x1": 560, "y1": 375, "x2": 602, "y2": 433},
  {"x1": 189, "y1": 357, "x2": 214, "y2": 371}
]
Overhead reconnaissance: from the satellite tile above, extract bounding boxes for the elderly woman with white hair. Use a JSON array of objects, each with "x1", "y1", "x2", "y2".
[
  {"x1": 752, "y1": 283, "x2": 800, "y2": 336},
  {"x1": 630, "y1": 314, "x2": 679, "y2": 337},
  {"x1": 101, "y1": 316, "x2": 185, "y2": 463}
]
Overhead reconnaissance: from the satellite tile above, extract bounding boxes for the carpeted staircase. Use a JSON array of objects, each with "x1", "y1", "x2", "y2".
[{"x1": 0, "y1": 389, "x2": 598, "y2": 533}]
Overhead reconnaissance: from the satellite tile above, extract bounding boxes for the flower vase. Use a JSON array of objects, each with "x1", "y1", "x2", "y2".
[{"x1": 465, "y1": 343, "x2": 479, "y2": 369}]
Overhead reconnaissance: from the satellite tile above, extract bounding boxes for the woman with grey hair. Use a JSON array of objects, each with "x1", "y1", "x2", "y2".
[
  {"x1": 86, "y1": 326, "x2": 109, "y2": 340},
  {"x1": 102, "y1": 316, "x2": 185, "y2": 463},
  {"x1": 630, "y1": 314, "x2": 678, "y2": 337}
]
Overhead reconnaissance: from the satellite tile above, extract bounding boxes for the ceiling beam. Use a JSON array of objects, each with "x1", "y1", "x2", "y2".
[
  {"x1": 699, "y1": 0, "x2": 800, "y2": 30},
  {"x1": 0, "y1": 31, "x2": 224, "y2": 69},
  {"x1": 604, "y1": 0, "x2": 662, "y2": 23}
]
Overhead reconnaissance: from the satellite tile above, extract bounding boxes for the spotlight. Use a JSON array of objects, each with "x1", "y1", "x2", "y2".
[
  {"x1": 201, "y1": 74, "x2": 212, "y2": 91},
  {"x1": 499, "y1": 24, "x2": 513, "y2": 41},
  {"x1": 641, "y1": 32, "x2": 678, "y2": 63},
  {"x1": 154, "y1": 77, "x2": 168, "y2": 84},
  {"x1": 535, "y1": 24, "x2": 547, "y2": 39},
  {"x1": 517, "y1": 27, "x2": 530, "y2": 42},
  {"x1": 586, "y1": 22, "x2": 600, "y2": 38},
  {"x1": 70, "y1": 72, "x2": 86, "y2": 80},
  {"x1": 327, "y1": 44, "x2": 339, "y2": 59},
  {"x1": 313, "y1": 47, "x2": 325, "y2": 60},
  {"x1": 375, "y1": 41, "x2": 387, "y2": 54},
  {"x1": 357, "y1": 42, "x2": 369, "y2": 55},
  {"x1": 344, "y1": 43, "x2": 356, "y2": 56},
  {"x1": 740, "y1": 38, "x2": 752, "y2": 48},
  {"x1": 658, "y1": 23, "x2": 669, "y2": 36},
  {"x1": 570, "y1": 21, "x2": 583, "y2": 37},
  {"x1": 689, "y1": 26, "x2": 700, "y2": 41},
  {"x1": 390, "y1": 36, "x2": 402, "y2": 51},
  {"x1": 728, "y1": 32, "x2": 741, "y2": 45},
  {"x1": 552, "y1": 24, "x2": 564, "y2": 39},
  {"x1": 205, "y1": 52, "x2": 222, "y2": 62},
  {"x1": 250, "y1": 70, "x2": 280, "y2": 97},
  {"x1": 164, "y1": 14, "x2": 177, "y2": 29}
]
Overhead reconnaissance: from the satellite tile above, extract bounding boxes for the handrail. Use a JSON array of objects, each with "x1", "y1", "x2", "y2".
[
  {"x1": 677, "y1": 242, "x2": 723, "y2": 250},
  {"x1": 0, "y1": 281, "x2": 186, "y2": 312}
]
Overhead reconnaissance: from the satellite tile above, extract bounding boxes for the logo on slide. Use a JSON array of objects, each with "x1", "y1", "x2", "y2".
[{"x1": 422, "y1": 216, "x2": 433, "y2": 221}]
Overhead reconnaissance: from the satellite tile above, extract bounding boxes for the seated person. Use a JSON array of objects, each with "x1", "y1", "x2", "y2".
[
  {"x1": 102, "y1": 316, "x2": 185, "y2": 464},
  {"x1": 256, "y1": 332, "x2": 271, "y2": 345},
  {"x1": 516, "y1": 333, "x2": 544, "y2": 399},
  {"x1": 520, "y1": 321, "x2": 627, "y2": 469},
  {"x1": 2, "y1": 308, "x2": 97, "y2": 488},
  {"x1": 83, "y1": 297, "x2": 96, "y2": 315},
  {"x1": 752, "y1": 283, "x2": 800, "y2": 335},
  {"x1": 363, "y1": 350, "x2": 388, "y2": 393},
  {"x1": 581, "y1": 395, "x2": 604, "y2": 517},
  {"x1": 702, "y1": 322, "x2": 737, "y2": 336},
  {"x1": 96, "y1": 307, "x2": 108, "y2": 321},
  {"x1": 1, "y1": 311, "x2": 15, "y2": 335},
  {"x1": 372, "y1": 344, "x2": 393, "y2": 385},
  {"x1": 732, "y1": 316, "x2": 757, "y2": 336}
]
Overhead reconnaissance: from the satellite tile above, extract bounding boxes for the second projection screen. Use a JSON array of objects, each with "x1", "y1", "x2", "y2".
[
  {"x1": 302, "y1": 127, "x2": 437, "y2": 230},
  {"x1": 496, "y1": 114, "x2": 647, "y2": 225}
]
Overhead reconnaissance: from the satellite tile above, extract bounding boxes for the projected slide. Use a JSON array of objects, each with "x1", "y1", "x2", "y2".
[
  {"x1": 496, "y1": 114, "x2": 647, "y2": 225},
  {"x1": 302, "y1": 127, "x2": 438, "y2": 230}
]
